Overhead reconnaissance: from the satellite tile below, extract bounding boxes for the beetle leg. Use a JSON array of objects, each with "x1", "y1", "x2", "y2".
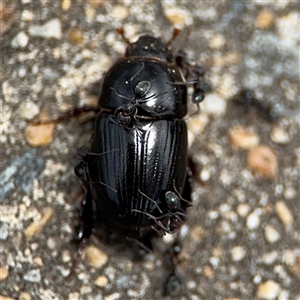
[
  {"x1": 131, "y1": 209, "x2": 172, "y2": 234},
  {"x1": 137, "y1": 189, "x2": 163, "y2": 213},
  {"x1": 172, "y1": 179, "x2": 193, "y2": 207},
  {"x1": 163, "y1": 239, "x2": 183, "y2": 296},
  {"x1": 68, "y1": 188, "x2": 94, "y2": 277},
  {"x1": 174, "y1": 50, "x2": 207, "y2": 114},
  {"x1": 125, "y1": 236, "x2": 151, "y2": 253},
  {"x1": 32, "y1": 106, "x2": 100, "y2": 125}
]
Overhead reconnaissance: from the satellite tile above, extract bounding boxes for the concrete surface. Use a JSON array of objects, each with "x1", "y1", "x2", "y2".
[{"x1": 1, "y1": 1, "x2": 299, "y2": 300}]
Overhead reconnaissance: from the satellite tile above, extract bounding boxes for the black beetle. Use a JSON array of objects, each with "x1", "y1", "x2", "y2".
[{"x1": 74, "y1": 32, "x2": 205, "y2": 248}]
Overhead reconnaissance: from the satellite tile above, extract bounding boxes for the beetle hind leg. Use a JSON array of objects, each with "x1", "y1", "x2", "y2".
[{"x1": 68, "y1": 187, "x2": 94, "y2": 277}]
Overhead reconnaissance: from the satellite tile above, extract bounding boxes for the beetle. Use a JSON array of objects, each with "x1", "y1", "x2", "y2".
[{"x1": 73, "y1": 32, "x2": 206, "y2": 250}]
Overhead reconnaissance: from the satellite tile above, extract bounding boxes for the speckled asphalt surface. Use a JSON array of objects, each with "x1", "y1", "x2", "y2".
[{"x1": 1, "y1": 1, "x2": 300, "y2": 300}]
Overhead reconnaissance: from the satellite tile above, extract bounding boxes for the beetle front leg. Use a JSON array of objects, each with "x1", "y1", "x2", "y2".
[
  {"x1": 175, "y1": 51, "x2": 207, "y2": 112},
  {"x1": 163, "y1": 239, "x2": 183, "y2": 296},
  {"x1": 32, "y1": 106, "x2": 100, "y2": 125}
]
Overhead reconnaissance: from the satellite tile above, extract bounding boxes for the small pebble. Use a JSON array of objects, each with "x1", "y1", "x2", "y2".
[
  {"x1": 164, "y1": 7, "x2": 192, "y2": 26},
  {"x1": 200, "y1": 93, "x2": 226, "y2": 116},
  {"x1": 68, "y1": 293, "x2": 80, "y2": 300},
  {"x1": 21, "y1": 10, "x2": 34, "y2": 21},
  {"x1": 28, "y1": 18, "x2": 62, "y2": 39},
  {"x1": 255, "y1": 10, "x2": 274, "y2": 29},
  {"x1": 247, "y1": 146, "x2": 278, "y2": 179},
  {"x1": 19, "y1": 100, "x2": 40, "y2": 121},
  {"x1": 25, "y1": 207, "x2": 54, "y2": 239},
  {"x1": 106, "y1": 292, "x2": 121, "y2": 300},
  {"x1": 187, "y1": 113, "x2": 209, "y2": 146},
  {"x1": 278, "y1": 290, "x2": 290, "y2": 300},
  {"x1": 87, "y1": 0, "x2": 103, "y2": 8},
  {"x1": 25, "y1": 112, "x2": 56, "y2": 147},
  {"x1": 68, "y1": 27, "x2": 84, "y2": 44},
  {"x1": 203, "y1": 265, "x2": 214, "y2": 278},
  {"x1": 231, "y1": 246, "x2": 246, "y2": 261},
  {"x1": 256, "y1": 280, "x2": 281, "y2": 300},
  {"x1": 275, "y1": 201, "x2": 294, "y2": 227},
  {"x1": 264, "y1": 225, "x2": 281, "y2": 244},
  {"x1": 246, "y1": 210, "x2": 260, "y2": 230},
  {"x1": 18, "y1": 68, "x2": 27, "y2": 78},
  {"x1": 0, "y1": 266, "x2": 9, "y2": 281},
  {"x1": 270, "y1": 127, "x2": 291, "y2": 144},
  {"x1": 18, "y1": 291, "x2": 31, "y2": 300},
  {"x1": 282, "y1": 249, "x2": 296, "y2": 265},
  {"x1": 11, "y1": 31, "x2": 29, "y2": 48},
  {"x1": 111, "y1": 5, "x2": 129, "y2": 20},
  {"x1": 284, "y1": 186, "x2": 296, "y2": 200},
  {"x1": 0, "y1": 223, "x2": 9, "y2": 240},
  {"x1": 200, "y1": 168, "x2": 211, "y2": 182},
  {"x1": 289, "y1": 255, "x2": 300, "y2": 278},
  {"x1": 262, "y1": 251, "x2": 278, "y2": 265},
  {"x1": 236, "y1": 205, "x2": 249, "y2": 219},
  {"x1": 253, "y1": 277, "x2": 263, "y2": 288},
  {"x1": 0, "y1": 2, "x2": 17, "y2": 35},
  {"x1": 85, "y1": 245, "x2": 108, "y2": 269},
  {"x1": 61, "y1": 0, "x2": 71, "y2": 11},
  {"x1": 47, "y1": 237, "x2": 57, "y2": 249},
  {"x1": 217, "y1": 74, "x2": 237, "y2": 99},
  {"x1": 228, "y1": 127, "x2": 260, "y2": 149},
  {"x1": 95, "y1": 275, "x2": 108, "y2": 287},
  {"x1": 80, "y1": 286, "x2": 92, "y2": 295},
  {"x1": 0, "y1": 296, "x2": 15, "y2": 300},
  {"x1": 23, "y1": 269, "x2": 41, "y2": 283},
  {"x1": 33, "y1": 257, "x2": 43, "y2": 267},
  {"x1": 276, "y1": 12, "x2": 299, "y2": 46},
  {"x1": 62, "y1": 250, "x2": 71, "y2": 263},
  {"x1": 209, "y1": 33, "x2": 226, "y2": 49}
]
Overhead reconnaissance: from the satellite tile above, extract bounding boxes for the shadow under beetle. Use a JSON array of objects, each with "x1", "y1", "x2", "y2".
[{"x1": 69, "y1": 30, "x2": 206, "y2": 294}]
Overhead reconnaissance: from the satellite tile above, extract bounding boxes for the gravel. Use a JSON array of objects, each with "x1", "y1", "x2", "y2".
[{"x1": 1, "y1": 1, "x2": 299, "y2": 300}]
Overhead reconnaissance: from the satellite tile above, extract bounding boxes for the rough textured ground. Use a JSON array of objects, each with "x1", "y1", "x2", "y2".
[{"x1": 1, "y1": 1, "x2": 299, "y2": 300}]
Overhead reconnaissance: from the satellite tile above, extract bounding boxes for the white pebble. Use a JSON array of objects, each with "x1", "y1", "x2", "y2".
[
  {"x1": 11, "y1": 31, "x2": 29, "y2": 48},
  {"x1": 23, "y1": 269, "x2": 41, "y2": 283},
  {"x1": 21, "y1": 10, "x2": 34, "y2": 21},
  {"x1": 237, "y1": 203, "x2": 250, "y2": 217},
  {"x1": 18, "y1": 68, "x2": 27, "y2": 78},
  {"x1": 264, "y1": 225, "x2": 281, "y2": 244},
  {"x1": 29, "y1": 18, "x2": 62, "y2": 39},
  {"x1": 277, "y1": 12, "x2": 299, "y2": 47},
  {"x1": 278, "y1": 290, "x2": 290, "y2": 300},
  {"x1": 256, "y1": 280, "x2": 281, "y2": 300},
  {"x1": 19, "y1": 100, "x2": 40, "y2": 120},
  {"x1": 275, "y1": 201, "x2": 294, "y2": 227},
  {"x1": 200, "y1": 168, "x2": 211, "y2": 181},
  {"x1": 262, "y1": 251, "x2": 278, "y2": 265},
  {"x1": 246, "y1": 210, "x2": 260, "y2": 230},
  {"x1": 200, "y1": 93, "x2": 227, "y2": 116},
  {"x1": 270, "y1": 127, "x2": 291, "y2": 144},
  {"x1": 282, "y1": 249, "x2": 296, "y2": 265},
  {"x1": 231, "y1": 246, "x2": 246, "y2": 261}
]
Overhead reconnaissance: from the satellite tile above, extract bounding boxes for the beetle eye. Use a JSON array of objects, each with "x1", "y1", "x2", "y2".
[{"x1": 134, "y1": 81, "x2": 151, "y2": 98}]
